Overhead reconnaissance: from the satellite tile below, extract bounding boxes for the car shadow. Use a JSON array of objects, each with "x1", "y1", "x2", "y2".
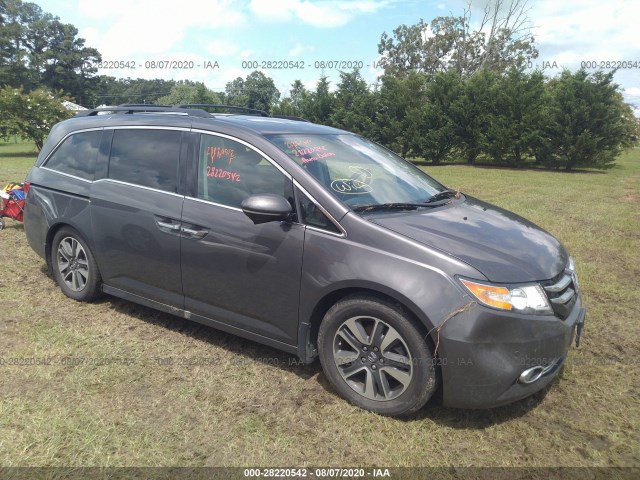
[
  {"x1": 407, "y1": 384, "x2": 551, "y2": 427},
  {"x1": 104, "y1": 296, "x2": 319, "y2": 381},
  {"x1": 100, "y1": 295, "x2": 552, "y2": 426}
]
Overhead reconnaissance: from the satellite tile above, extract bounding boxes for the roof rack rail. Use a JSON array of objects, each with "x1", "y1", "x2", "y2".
[
  {"x1": 75, "y1": 104, "x2": 311, "y2": 122},
  {"x1": 75, "y1": 105, "x2": 212, "y2": 118},
  {"x1": 118, "y1": 103, "x2": 176, "y2": 108},
  {"x1": 270, "y1": 115, "x2": 310, "y2": 122},
  {"x1": 175, "y1": 104, "x2": 269, "y2": 117}
]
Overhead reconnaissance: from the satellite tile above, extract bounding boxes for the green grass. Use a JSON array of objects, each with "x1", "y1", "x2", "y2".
[
  {"x1": 0, "y1": 143, "x2": 39, "y2": 180},
  {"x1": 1, "y1": 143, "x2": 639, "y2": 468}
]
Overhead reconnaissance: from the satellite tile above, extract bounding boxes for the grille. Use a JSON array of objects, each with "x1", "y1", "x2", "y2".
[{"x1": 541, "y1": 267, "x2": 578, "y2": 319}]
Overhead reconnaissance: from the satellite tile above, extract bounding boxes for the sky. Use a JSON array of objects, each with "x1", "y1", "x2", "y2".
[{"x1": 34, "y1": 0, "x2": 640, "y2": 115}]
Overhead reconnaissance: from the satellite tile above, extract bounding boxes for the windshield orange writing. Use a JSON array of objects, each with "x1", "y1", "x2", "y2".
[
  {"x1": 285, "y1": 139, "x2": 312, "y2": 149},
  {"x1": 293, "y1": 145, "x2": 327, "y2": 156},
  {"x1": 302, "y1": 151, "x2": 335, "y2": 164}
]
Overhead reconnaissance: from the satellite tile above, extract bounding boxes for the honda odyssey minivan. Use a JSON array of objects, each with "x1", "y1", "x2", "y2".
[{"x1": 23, "y1": 105, "x2": 586, "y2": 416}]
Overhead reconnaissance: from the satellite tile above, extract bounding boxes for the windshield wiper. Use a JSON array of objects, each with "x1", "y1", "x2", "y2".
[
  {"x1": 352, "y1": 202, "x2": 445, "y2": 213},
  {"x1": 425, "y1": 189, "x2": 460, "y2": 203}
]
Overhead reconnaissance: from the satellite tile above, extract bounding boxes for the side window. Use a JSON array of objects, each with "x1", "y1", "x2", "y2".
[
  {"x1": 44, "y1": 130, "x2": 102, "y2": 180},
  {"x1": 298, "y1": 190, "x2": 341, "y2": 234},
  {"x1": 198, "y1": 134, "x2": 292, "y2": 209},
  {"x1": 108, "y1": 129, "x2": 181, "y2": 193}
]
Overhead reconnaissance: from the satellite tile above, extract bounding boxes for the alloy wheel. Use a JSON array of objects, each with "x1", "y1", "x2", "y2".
[
  {"x1": 332, "y1": 315, "x2": 413, "y2": 401},
  {"x1": 56, "y1": 236, "x2": 90, "y2": 292}
]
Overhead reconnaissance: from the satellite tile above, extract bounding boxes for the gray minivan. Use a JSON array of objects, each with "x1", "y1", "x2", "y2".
[{"x1": 23, "y1": 105, "x2": 585, "y2": 416}]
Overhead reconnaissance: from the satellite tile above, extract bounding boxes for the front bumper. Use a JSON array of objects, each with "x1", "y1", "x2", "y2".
[{"x1": 437, "y1": 292, "x2": 586, "y2": 409}]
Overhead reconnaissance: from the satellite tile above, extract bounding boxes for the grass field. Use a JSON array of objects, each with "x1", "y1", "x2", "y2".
[{"x1": 0, "y1": 142, "x2": 639, "y2": 468}]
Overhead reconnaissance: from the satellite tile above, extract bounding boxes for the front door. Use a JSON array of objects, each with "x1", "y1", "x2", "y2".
[{"x1": 181, "y1": 133, "x2": 304, "y2": 346}]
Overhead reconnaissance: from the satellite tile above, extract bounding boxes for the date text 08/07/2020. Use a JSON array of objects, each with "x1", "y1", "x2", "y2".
[
  {"x1": 243, "y1": 468, "x2": 392, "y2": 478},
  {"x1": 85, "y1": 59, "x2": 381, "y2": 71},
  {"x1": 88, "y1": 60, "x2": 220, "y2": 70}
]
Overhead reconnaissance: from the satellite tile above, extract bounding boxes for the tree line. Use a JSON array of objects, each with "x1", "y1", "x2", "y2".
[
  {"x1": 1, "y1": 0, "x2": 637, "y2": 170},
  {"x1": 276, "y1": 67, "x2": 637, "y2": 171}
]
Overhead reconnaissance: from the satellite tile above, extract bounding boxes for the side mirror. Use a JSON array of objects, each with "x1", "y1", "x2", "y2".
[{"x1": 241, "y1": 194, "x2": 293, "y2": 225}]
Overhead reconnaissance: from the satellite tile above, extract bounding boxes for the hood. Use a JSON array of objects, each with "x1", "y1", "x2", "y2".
[{"x1": 369, "y1": 196, "x2": 568, "y2": 283}]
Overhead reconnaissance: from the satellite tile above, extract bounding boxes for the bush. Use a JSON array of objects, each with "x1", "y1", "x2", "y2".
[
  {"x1": 0, "y1": 87, "x2": 73, "y2": 151},
  {"x1": 535, "y1": 70, "x2": 636, "y2": 170}
]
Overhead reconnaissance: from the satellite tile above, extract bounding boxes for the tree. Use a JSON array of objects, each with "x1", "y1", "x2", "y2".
[
  {"x1": 221, "y1": 71, "x2": 281, "y2": 113},
  {"x1": 450, "y1": 68, "x2": 496, "y2": 164},
  {"x1": 307, "y1": 75, "x2": 334, "y2": 125},
  {"x1": 288, "y1": 80, "x2": 308, "y2": 116},
  {"x1": 0, "y1": 0, "x2": 101, "y2": 105},
  {"x1": 156, "y1": 81, "x2": 221, "y2": 105},
  {"x1": 333, "y1": 69, "x2": 369, "y2": 110},
  {"x1": 95, "y1": 77, "x2": 178, "y2": 107},
  {"x1": 38, "y1": 21, "x2": 101, "y2": 105},
  {"x1": 539, "y1": 70, "x2": 636, "y2": 170},
  {"x1": 377, "y1": 0, "x2": 537, "y2": 77},
  {"x1": 474, "y1": 0, "x2": 537, "y2": 72},
  {"x1": 0, "y1": 0, "x2": 35, "y2": 89},
  {"x1": 375, "y1": 72, "x2": 426, "y2": 156},
  {"x1": 330, "y1": 69, "x2": 377, "y2": 138},
  {"x1": 224, "y1": 76, "x2": 248, "y2": 107},
  {"x1": 0, "y1": 86, "x2": 72, "y2": 150},
  {"x1": 408, "y1": 70, "x2": 462, "y2": 165},
  {"x1": 274, "y1": 80, "x2": 312, "y2": 118},
  {"x1": 483, "y1": 69, "x2": 546, "y2": 167},
  {"x1": 244, "y1": 71, "x2": 280, "y2": 112}
]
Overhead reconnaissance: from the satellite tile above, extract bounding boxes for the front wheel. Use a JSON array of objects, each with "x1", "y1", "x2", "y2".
[
  {"x1": 318, "y1": 295, "x2": 438, "y2": 417},
  {"x1": 51, "y1": 227, "x2": 102, "y2": 302}
]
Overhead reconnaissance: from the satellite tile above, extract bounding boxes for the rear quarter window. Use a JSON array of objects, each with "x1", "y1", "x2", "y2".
[{"x1": 43, "y1": 130, "x2": 103, "y2": 181}]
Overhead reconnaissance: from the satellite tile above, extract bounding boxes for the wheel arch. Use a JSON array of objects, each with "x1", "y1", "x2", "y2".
[
  {"x1": 45, "y1": 222, "x2": 97, "y2": 275},
  {"x1": 300, "y1": 283, "x2": 439, "y2": 363}
]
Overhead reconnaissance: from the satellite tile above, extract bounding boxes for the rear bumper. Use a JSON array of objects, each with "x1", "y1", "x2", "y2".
[
  {"x1": 438, "y1": 293, "x2": 586, "y2": 409},
  {"x1": 23, "y1": 187, "x2": 47, "y2": 260}
]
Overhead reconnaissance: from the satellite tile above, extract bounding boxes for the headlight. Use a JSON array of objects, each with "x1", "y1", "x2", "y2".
[
  {"x1": 567, "y1": 256, "x2": 579, "y2": 288},
  {"x1": 459, "y1": 278, "x2": 553, "y2": 315}
]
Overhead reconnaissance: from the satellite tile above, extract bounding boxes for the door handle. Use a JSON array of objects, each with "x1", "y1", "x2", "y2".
[
  {"x1": 156, "y1": 220, "x2": 181, "y2": 231},
  {"x1": 181, "y1": 226, "x2": 208, "y2": 239}
]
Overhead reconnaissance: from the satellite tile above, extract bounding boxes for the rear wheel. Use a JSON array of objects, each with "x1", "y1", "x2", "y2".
[
  {"x1": 51, "y1": 227, "x2": 101, "y2": 302},
  {"x1": 318, "y1": 295, "x2": 438, "y2": 417}
]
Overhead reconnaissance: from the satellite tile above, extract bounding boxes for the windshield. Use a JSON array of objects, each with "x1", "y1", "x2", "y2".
[{"x1": 266, "y1": 134, "x2": 447, "y2": 209}]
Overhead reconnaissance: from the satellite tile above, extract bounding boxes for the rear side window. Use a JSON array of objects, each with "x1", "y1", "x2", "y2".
[
  {"x1": 108, "y1": 129, "x2": 181, "y2": 192},
  {"x1": 44, "y1": 130, "x2": 102, "y2": 181}
]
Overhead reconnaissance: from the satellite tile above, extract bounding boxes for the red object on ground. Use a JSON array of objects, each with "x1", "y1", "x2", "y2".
[
  {"x1": 1, "y1": 183, "x2": 26, "y2": 226},
  {"x1": 1, "y1": 196, "x2": 25, "y2": 221}
]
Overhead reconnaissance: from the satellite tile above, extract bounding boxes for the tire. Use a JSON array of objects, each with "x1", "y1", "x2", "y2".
[
  {"x1": 51, "y1": 227, "x2": 102, "y2": 302},
  {"x1": 318, "y1": 295, "x2": 438, "y2": 417}
]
